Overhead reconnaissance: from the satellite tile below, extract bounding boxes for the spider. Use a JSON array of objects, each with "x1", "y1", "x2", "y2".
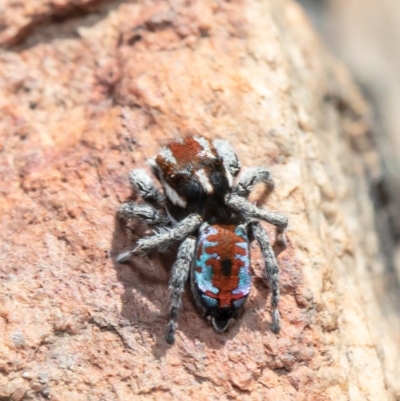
[{"x1": 117, "y1": 136, "x2": 288, "y2": 344}]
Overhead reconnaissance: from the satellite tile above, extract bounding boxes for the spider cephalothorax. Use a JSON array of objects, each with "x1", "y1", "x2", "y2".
[
  {"x1": 117, "y1": 136, "x2": 288, "y2": 344},
  {"x1": 151, "y1": 136, "x2": 237, "y2": 222}
]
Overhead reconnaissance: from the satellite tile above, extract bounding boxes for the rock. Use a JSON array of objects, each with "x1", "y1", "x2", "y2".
[
  {"x1": 297, "y1": 1, "x2": 400, "y2": 398},
  {"x1": 0, "y1": 386, "x2": 11, "y2": 401},
  {"x1": 11, "y1": 386, "x2": 28, "y2": 401},
  {"x1": 0, "y1": 0, "x2": 396, "y2": 400}
]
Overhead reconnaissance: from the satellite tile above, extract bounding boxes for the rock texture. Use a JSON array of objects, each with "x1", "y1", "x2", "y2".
[
  {"x1": 306, "y1": 0, "x2": 400, "y2": 241},
  {"x1": 297, "y1": 1, "x2": 400, "y2": 397},
  {"x1": 0, "y1": 0, "x2": 397, "y2": 400}
]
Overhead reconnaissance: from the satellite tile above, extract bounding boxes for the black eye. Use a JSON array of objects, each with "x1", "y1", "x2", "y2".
[
  {"x1": 214, "y1": 157, "x2": 223, "y2": 166},
  {"x1": 168, "y1": 173, "x2": 187, "y2": 184}
]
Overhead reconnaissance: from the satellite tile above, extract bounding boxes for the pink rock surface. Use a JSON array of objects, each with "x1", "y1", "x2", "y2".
[{"x1": 0, "y1": 0, "x2": 395, "y2": 400}]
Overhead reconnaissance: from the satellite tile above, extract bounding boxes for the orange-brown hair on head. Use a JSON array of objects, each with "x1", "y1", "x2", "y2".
[
  {"x1": 168, "y1": 137, "x2": 203, "y2": 165},
  {"x1": 156, "y1": 136, "x2": 218, "y2": 174}
]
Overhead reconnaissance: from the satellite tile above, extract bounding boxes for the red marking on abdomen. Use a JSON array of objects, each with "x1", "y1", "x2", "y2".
[{"x1": 196, "y1": 225, "x2": 248, "y2": 307}]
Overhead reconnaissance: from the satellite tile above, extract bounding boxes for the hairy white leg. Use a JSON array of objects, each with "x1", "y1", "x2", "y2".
[
  {"x1": 129, "y1": 169, "x2": 165, "y2": 207},
  {"x1": 251, "y1": 222, "x2": 280, "y2": 332},
  {"x1": 233, "y1": 167, "x2": 274, "y2": 198},
  {"x1": 226, "y1": 194, "x2": 288, "y2": 247},
  {"x1": 116, "y1": 214, "x2": 202, "y2": 263},
  {"x1": 119, "y1": 202, "x2": 170, "y2": 226},
  {"x1": 213, "y1": 139, "x2": 241, "y2": 184},
  {"x1": 165, "y1": 237, "x2": 196, "y2": 344}
]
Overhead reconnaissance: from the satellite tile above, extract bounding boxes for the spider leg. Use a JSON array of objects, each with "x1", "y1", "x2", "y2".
[
  {"x1": 251, "y1": 222, "x2": 280, "y2": 332},
  {"x1": 213, "y1": 139, "x2": 241, "y2": 183},
  {"x1": 116, "y1": 214, "x2": 202, "y2": 263},
  {"x1": 165, "y1": 237, "x2": 196, "y2": 344},
  {"x1": 129, "y1": 169, "x2": 165, "y2": 207},
  {"x1": 119, "y1": 202, "x2": 171, "y2": 226},
  {"x1": 233, "y1": 167, "x2": 274, "y2": 198},
  {"x1": 226, "y1": 194, "x2": 288, "y2": 247}
]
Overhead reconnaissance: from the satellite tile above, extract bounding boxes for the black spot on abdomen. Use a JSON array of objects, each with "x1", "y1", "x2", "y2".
[{"x1": 221, "y1": 259, "x2": 232, "y2": 276}]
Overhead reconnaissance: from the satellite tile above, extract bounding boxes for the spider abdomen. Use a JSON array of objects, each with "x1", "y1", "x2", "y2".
[{"x1": 192, "y1": 224, "x2": 251, "y2": 332}]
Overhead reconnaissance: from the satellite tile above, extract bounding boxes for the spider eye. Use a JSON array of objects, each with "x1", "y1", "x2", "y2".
[
  {"x1": 214, "y1": 157, "x2": 223, "y2": 166},
  {"x1": 167, "y1": 173, "x2": 187, "y2": 185}
]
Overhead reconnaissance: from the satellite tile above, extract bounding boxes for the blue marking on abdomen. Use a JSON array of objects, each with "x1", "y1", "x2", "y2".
[
  {"x1": 194, "y1": 226, "x2": 219, "y2": 295},
  {"x1": 233, "y1": 298, "x2": 247, "y2": 308},
  {"x1": 232, "y1": 227, "x2": 251, "y2": 296},
  {"x1": 202, "y1": 294, "x2": 218, "y2": 308}
]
